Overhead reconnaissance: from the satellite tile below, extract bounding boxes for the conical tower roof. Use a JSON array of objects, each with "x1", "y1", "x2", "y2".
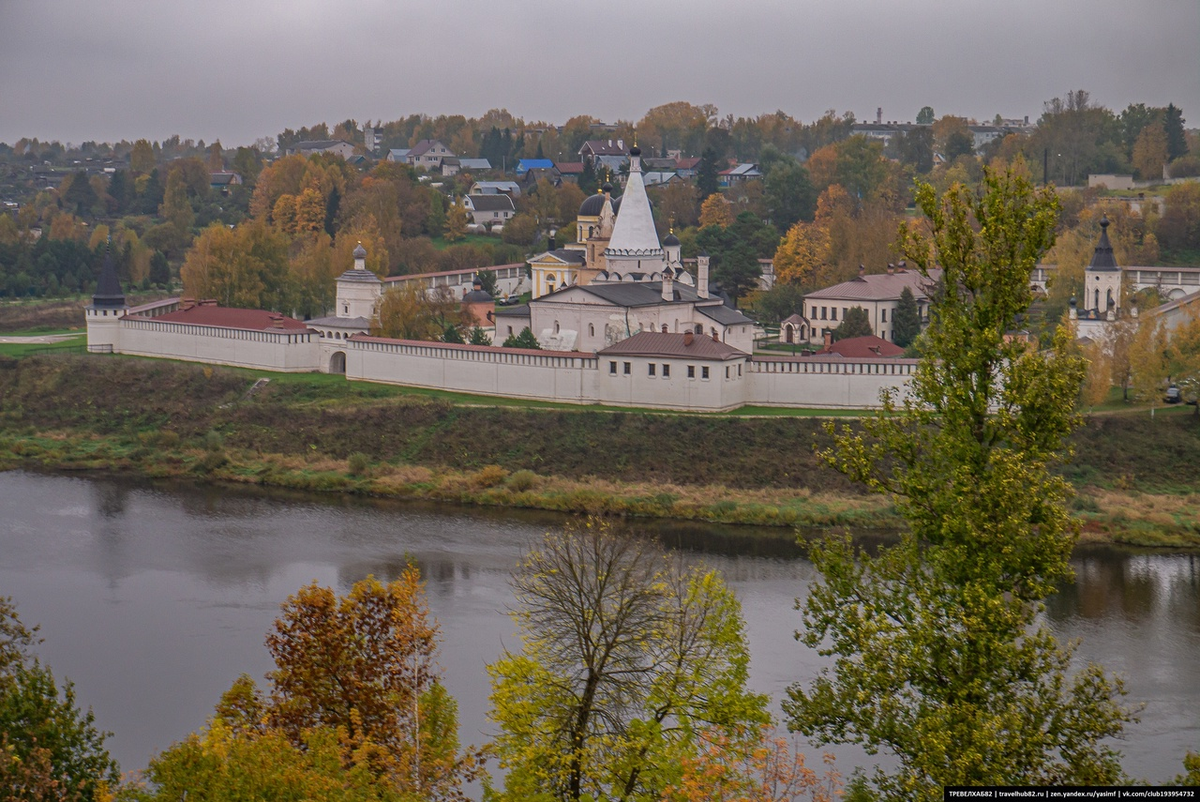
[
  {"x1": 91, "y1": 244, "x2": 126, "y2": 308},
  {"x1": 1087, "y1": 216, "x2": 1119, "y2": 272},
  {"x1": 604, "y1": 146, "x2": 662, "y2": 259}
]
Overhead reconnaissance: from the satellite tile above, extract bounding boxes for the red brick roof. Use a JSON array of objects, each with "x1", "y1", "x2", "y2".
[
  {"x1": 141, "y1": 304, "x2": 310, "y2": 331},
  {"x1": 817, "y1": 335, "x2": 905, "y2": 358}
]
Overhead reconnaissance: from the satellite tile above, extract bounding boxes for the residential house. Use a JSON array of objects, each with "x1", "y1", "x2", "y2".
[
  {"x1": 718, "y1": 163, "x2": 763, "y2": 186},
  {"x1": 801, "y1": 265, "x2": 937, "y2": 345},
  {"x1": 673, "y1": 157, "x2": 701, "y2": 179},
  {"x1": 579, "y1": 139, "x2": 626, "y2": 165},
  {"x1": 470, "y1": 180, "x2": 520, "y2": 197},
  {"x1": 456, "y1": 158, "x2": 492, "y2": 171},
  {"x1": 386, "y1": 148, "x2": 411, "y2": 163},
  {"x1": 555, "y1": 162, "x2": 584, "y2": 183},
  {"x1": 209, "y1": 171, "x2": 242, "y2": 194},
  {"x1": 462, "y1": 193, "x2": 516, "y2": 226},
  {"x1": 287, "y1": 140, "x2": 357, "y2": 159},
  {"x1": 407, "y1": 140, "x2": 455, "y2": 171},
  {"x1": 516, "y1": 158, "x2": 555, "y2": 175}
]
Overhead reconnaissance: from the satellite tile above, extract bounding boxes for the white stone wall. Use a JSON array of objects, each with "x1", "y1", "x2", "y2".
[
  {"x1": 344, "y1": 338, "x2": 597, "y2": 403},
  {"x1": 748, "y1": 357, "x2": 917, "y2": 409},
  {"x1": 596, "y1": 354, "x2": 748, "y2": 411},
  {"x1": 117, "y1": 319, "x2": 320, "y2": 372}
]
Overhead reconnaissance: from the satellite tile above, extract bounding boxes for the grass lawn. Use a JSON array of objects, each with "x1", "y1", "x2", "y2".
[
  {"x1": 429, "y1": 233, "x2": 506, "y2": 251},
  {"x1": 0, "y1": 330, "x2": 86, "y2": 358}
]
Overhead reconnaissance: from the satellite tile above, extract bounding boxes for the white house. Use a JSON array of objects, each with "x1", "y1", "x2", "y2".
[
  {"x1": 461, "y1": 194, "x2": 516, "y2": 226},
  {"x1": 801, "y1": 265, "x2": 937, "y2": 345}
]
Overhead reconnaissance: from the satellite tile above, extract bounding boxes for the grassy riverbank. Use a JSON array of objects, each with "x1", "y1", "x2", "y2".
[{"x1": 1, "y1": 354, "x2": 1198, "y2": 547}]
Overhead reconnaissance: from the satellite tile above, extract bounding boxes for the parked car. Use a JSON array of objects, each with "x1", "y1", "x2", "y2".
[{"x1": 1165, "y1": 384, "x2": 1182, "y2": 404}]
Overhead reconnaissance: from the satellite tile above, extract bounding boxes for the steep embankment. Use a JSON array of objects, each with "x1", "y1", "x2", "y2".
[{"x1": 1, "y1": 355, "x2": 1198, "y2": 546}]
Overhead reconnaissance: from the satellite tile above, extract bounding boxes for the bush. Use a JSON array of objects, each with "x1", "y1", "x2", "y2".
[
  {"x1": 507, "y1": 469, "x2": 539, "y2": 492},
  {"x1": 347, "y1": 452, "x2": 371, "y2": 477},
  {"x1": 472, "y1": 464, "x2": 508, "y2": 488}
]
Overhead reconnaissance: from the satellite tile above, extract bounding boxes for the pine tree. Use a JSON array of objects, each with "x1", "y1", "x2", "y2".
[
  {"x1": 892, "y1": 285, "x2": 921, "y2": 347},
  {"x1": 832, "y1": 305, "x2": 873, "y2": 340}
]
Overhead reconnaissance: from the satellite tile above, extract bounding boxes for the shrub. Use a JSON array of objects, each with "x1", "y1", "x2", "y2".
[
  {"x1": 507, "y1": 469, "x2": 539, "y2": 492},
  {"x1": 347, "y1": 452, "x2": 371, "y2": 477},
  {"x1": 472, "y1": 464, "x2": 508, "y2": 488}
]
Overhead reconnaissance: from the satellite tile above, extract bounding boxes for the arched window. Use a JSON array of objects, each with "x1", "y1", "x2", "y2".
[
  {"x1": 1094, "y1": 288, "x2": 1100, "y2": 311},
  {"x1": 1106, "y1": 288, "x2": 1114, "y2": 309},
  {"x1": 554, "y1": 321, "x2": 560, "y2": 334},
  {"x1": 785, "y1": 324, "x2": 794, "y2": 343},
  {"x1": 589, "y1": 323, "x2": 595, "y2": 337}
]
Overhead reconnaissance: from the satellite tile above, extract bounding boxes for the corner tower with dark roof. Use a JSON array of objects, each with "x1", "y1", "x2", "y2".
[
  {"x1": 85, "y1": 245, "x2": 128, "y2": 353},
  {"x1": 1083, "y1": 216, "x2": 1122, "y2": 320}
]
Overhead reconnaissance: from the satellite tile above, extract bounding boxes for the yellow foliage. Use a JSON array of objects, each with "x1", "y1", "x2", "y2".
[{"x1": 699, "y1": 193, "x2": 734, "y2": 228}]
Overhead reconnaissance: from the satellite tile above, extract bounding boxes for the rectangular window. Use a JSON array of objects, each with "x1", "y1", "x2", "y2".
[
  {"x1": 737, "y1": 364, "x2": 742, "y2": 376},
  {"x1": 609, "y1": 361, "x2": 617, "y2": 375},
  {"x1": 831, "y1": 307, "x2": 838, "y2": 321},
  {"x1": 881, "y1": 308, "x2": 887, "y2": 322},
  {"x1": 702, "y1": 366, "x2": 710, "y2": 379},
  {"x1": 725, "y1": 366, "x2": 730, "y2": 379},
  {"x1": 811, "y1": 305, "x2": 817, "y2": 318},
  {"x1": 649, "y1": 364, "x2": 656, "y2": 376},
  {"x1": 623, "y1": 362, "x2": 631, "y2": 375},
  {"x1": 821, "y1": 307, "x2": 827, "y2": 320},
  {"x1": 687, "y1": 365, "x2": 695, "y2": 378},
  {"x1": 662, "y1": 364, "x2": 670, "y2": 378}
]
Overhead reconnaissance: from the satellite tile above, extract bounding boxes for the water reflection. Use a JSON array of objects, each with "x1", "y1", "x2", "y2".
[{"x1": 1, "y1": 470, "x2": 1197, "y2": 786}]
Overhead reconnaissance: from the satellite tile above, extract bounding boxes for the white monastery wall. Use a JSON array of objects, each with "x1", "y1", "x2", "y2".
[
  {"x1": 343, "y1": 338, "x2": 597, "y2": 404},
  {"x1": 118, "y1": 319, "x2": 320, "y2": 372},
  {"x1": 595, "y1": 355, "x2": 748, "y2": 412},
  {"x1": 748, "y1": 357, "x2": 917, "y2": 409}
]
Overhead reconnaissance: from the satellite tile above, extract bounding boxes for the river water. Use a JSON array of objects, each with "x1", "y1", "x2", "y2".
[{"x1": 0, "y1": 470, "x2": 1197, "y2": 784}]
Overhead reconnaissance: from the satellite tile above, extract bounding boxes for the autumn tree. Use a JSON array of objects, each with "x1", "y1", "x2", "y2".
[
  {"x1": 785, "y1": 167, "x2": 1134, "y2": 801},
  {"x1": 160, "y1": 167, "x2": 195, "y2": 241},
  {"x1": 699, "y1": 193, "x2": 734, "y2": 229},
  {"x1": 916, "y1": 106, "x2": 935, "y2": 125},
  {"x1": 832, "y1": 306, "x2": 872, "y2": 341},
  {"x1": 659, "y1": 727, "x2": 841, "y2": 802},
  {"x1": 1, "y1": 597, "x2": 119, "y2": 802},
  {"x1": 130, "y1": 138, "x2": 155, "y2": 173},
  {"x1": 773, "y1": 216, "x2": 829, "y2": 290},
  {"x1": 373, "y1": 284, "x2": 469, "y2": 342},
  {"x1": 488, "y1": 518, "x2": 769, "y2": 802},
  {"x1": 1132, "y1": 124, "x2": 1168, "y2": 180},
  {"x1": 136, "y1": 572, "x2": 481, "y2": 801},
  {"x1": 180, "y1": 220, "x2": 290, "y2": 310},
  {"x1": 444, "y1": 200, "x2": 470, "y2": 241}
]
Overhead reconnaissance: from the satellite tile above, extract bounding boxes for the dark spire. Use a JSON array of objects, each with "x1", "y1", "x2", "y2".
[
  {"x1": 92, "y1": 243, "x2": 126, "y2": 308},
  {"x1": 1087, "y1": 216, "x2": 1119, "y2": 271}
]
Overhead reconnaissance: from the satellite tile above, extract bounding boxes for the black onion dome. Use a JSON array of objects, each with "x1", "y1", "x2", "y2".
[
  {"x1": 579, "y1": 191, "x2": 607, "y2": 217},
  {"x1": 630, "y1": 145, "x2": 641, "y2": 157},
  {"x1": 662, "y1": 231, "x2": 680, "y2": 247}
]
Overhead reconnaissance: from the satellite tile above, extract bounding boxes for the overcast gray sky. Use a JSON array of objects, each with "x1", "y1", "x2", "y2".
[{"x1": 2, "y1": 0, "x2": 1197, "y2": 147}]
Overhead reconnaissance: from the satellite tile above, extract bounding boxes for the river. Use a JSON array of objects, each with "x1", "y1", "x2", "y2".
[{"x1": 1, "y1": 470, "x2": 1197, "y2": 785}]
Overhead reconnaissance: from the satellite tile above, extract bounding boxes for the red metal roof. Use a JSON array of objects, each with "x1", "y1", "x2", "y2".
[
  {"x1": 349, "y1": 335, "x2": 591, "y2": 358},
  {"x1": 598, "y1": 331, "x2": 747, "y2": 360},
  {"x1": 817, "y1": 335, "x2": 905, "y2": 358},
  {"x1": 138, "y1": 304, "x2": 309, "y2": 331}
]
